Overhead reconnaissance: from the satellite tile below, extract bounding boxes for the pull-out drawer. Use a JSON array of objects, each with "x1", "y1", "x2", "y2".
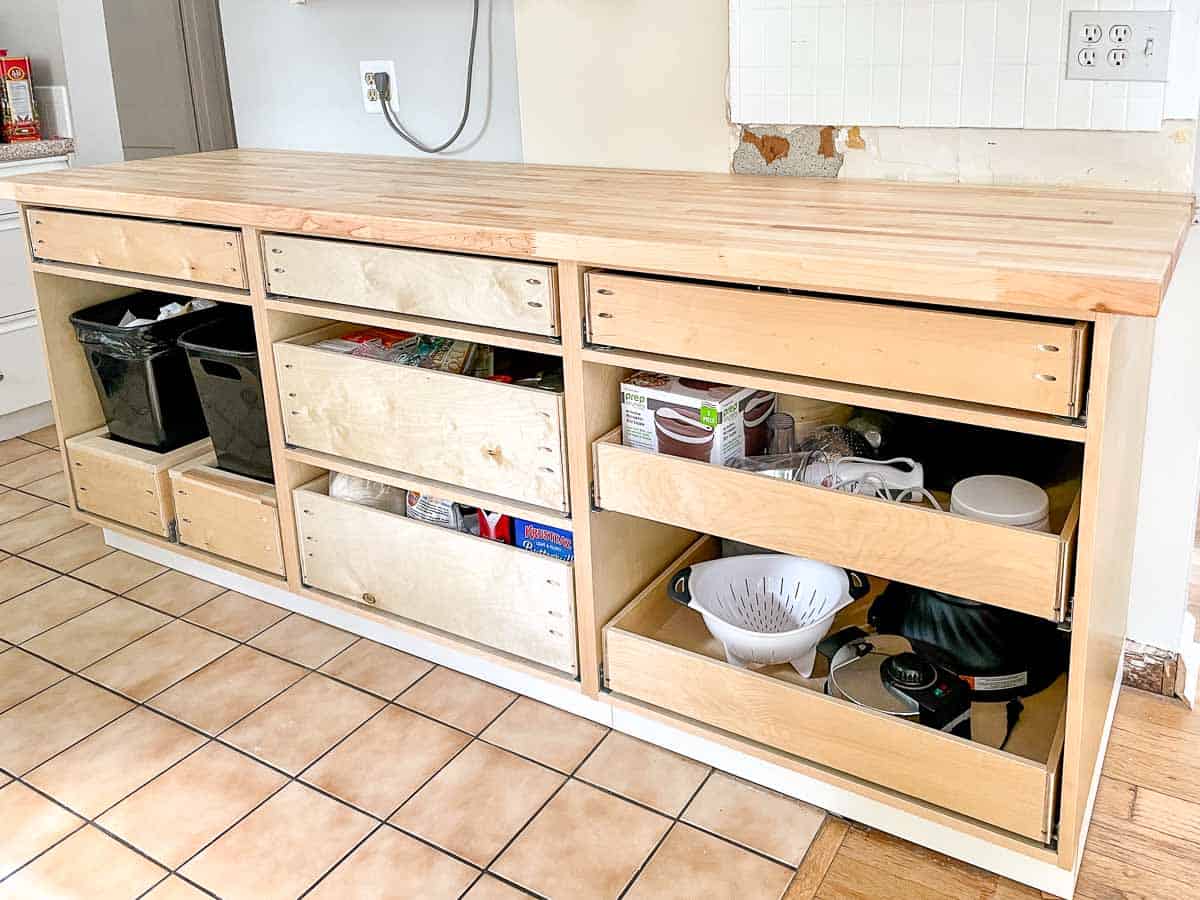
[
  {"x1": 275, "y1": 325, "x2": 569, "y2": 511},
  {"x1": 27, "y1": 209, "x2": 248, "y2": 289},
  {"x1": 262, "y1": 234, "x2": 559, "y2": 336},
  {"x1": 586, "y1": 272, "x2": 1089, "y2": 417},
  {"x1": 169, "y1": 454, "x2": 285, "y2": 576},
  {"x1": 295, "y1": 479, "x2": 577, "y2": 674},
  {"x1": 65, "y1": 428, "x2": 212, "y2": 539},
  {"x1": 593, "y1": 429, "x2": 1079, "y2": 621},
  {"x1": 604, "y1": 536, "x2": 1067, "y2": 843}
]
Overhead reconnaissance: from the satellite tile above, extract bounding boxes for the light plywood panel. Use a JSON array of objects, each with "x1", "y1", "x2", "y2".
[
  {"x1": 262, "y1": 234, "x2": 559, "y2": 336},
  {"x1": 26, "y1": 208, "x2": 247, "y2": 288},
  {"x1": 587, "y1": 272, "x2": 1090, "y2": 417},
  {"x1": 274, "y1": 326, "x2": 569, "y2": 511},
  {"x1": 295, "y1": 481, "x2": 577, "y2": 674}
]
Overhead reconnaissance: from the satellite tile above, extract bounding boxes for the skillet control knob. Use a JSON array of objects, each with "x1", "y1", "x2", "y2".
[{"x1": 881, "y1": 652, "x2": 937, "y2": 690}]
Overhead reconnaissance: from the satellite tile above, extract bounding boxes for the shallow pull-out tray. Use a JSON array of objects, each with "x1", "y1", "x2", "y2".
[
  {"x1": 603, "y1": 536, "x2": 1067, "y2": 843},
  {"x1": 593, "y1": 428, "x2": 1079, "y2": 622}
]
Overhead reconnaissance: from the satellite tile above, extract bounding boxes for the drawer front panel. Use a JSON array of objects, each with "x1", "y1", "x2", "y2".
[
  {"x1": 275, "y1": 338, "x2": 569, "y2": 511},
  {"x1": 27, "y1": 209, "x2": 248, "y2": 289},
  {"x1": 586, "y1": 273, "x2": 1088, "y2": 417},
  {"x1": 604, "y1": 538, "x2": 1064, "y2": 842},
  {"x1": 263, "y1": 234, "x2": 559, "y2": 336},
  {"x1": 171, "y1": 463, "x2": 285, "y2": 576},
  {"x1": 0, "y1": 216, "x2": 34, "y2": 320},
  {"x1": 594, "y1": 432, "x2": 1076, "y2": 621},
  {"x1": 0, "y1": 318, "x2": 50, "y2": 416},
  {"x1": 296, "y1": 485, "x2": 577, "y2": 674}
]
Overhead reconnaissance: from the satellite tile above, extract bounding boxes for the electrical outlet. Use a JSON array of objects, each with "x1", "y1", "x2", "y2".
[
  {"x1": 359, "y1": 60, "x2": 398, "y2": 114},
  {"x1": 1066, "y1": 11, "x2": 1172, "y2": 82}
]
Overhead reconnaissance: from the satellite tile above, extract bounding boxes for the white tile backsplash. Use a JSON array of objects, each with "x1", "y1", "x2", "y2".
[{"x1": 730, "y1": 0, "x2": 1200, "y2": 130}]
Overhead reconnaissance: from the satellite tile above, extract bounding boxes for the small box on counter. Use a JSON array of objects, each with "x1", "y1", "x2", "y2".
[
  {"x1": 1, "y1": 54, "x2": 41, "y2": 142},
  {"x1": 512, "y1": 518, "x2": 573, "y2": 561},
  {"x1": 620, "y1": 371, "x2": 775, "y2": 464}
]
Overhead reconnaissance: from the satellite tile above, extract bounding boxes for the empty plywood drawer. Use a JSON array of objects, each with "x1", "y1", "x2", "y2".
[
  {"x1": 603, "y1": 536, "x2": 1067, "y2": 843},
  {"x1": 65, "y1": 428, "x2": 212, "y2": 539},
  {"x1": 27, "y1": 209, "x2": 248, "y2": 289},
  {"x1": 586, "y1": 272, "x2": 1089, "y2": 417},
  {"x1": 169, "y1": 454, "x2": 285, "y2": 576},
  {"x1": 262, "y1": 234, "x2": 559, "y2": 336},
  {"x1": 275, "y1": 325, "x2": 569, "y2": 512},
  {"x1": 295, "y1": 478, "x2": 577, "y2": 674}
]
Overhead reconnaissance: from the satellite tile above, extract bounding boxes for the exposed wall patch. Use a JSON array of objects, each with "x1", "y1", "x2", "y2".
[{"x1": 732, "y1": 125, "x2": 843, "y2": 177}]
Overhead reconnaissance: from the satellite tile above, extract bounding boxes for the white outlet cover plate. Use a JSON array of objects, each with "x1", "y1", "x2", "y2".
[
  {"x1": 1066, "y1": 10, "x2": 1172, "y2": 82},
  {"x1": 359, "y1": 59, "x2": 399, "y2": 113}
]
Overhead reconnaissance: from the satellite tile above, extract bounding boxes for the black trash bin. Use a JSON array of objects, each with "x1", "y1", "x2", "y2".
[
  {"x1": 178, "y1": 308, "x2": 275, "y2": 483},
  {"x1": 70, "y1": 293, "x2": 225, "y2": 451}
]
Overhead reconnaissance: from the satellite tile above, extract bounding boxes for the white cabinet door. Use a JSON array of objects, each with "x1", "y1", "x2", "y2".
[
  {"x1": 0, "y1": 316, "x2": 50, "y2": 416},
  {"x1": 0, "y1": 216, "x2": 35, "y2": 320}
]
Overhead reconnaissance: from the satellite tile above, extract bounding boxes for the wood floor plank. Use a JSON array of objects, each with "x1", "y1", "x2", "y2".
[
  {"x1": 1095, "y1": 775, "x2": 1200, "y2": 846},
  {"x1": 785, "y1": 818, "x2": 848, "y2": 900},
  {"x1": 1082, "y1": 819, "x2": 1200, "y2": 886},
  {"x1": 1104, "y1": 728, "x2": 1200, "y2": 805},
  {"x1": 1113, "y1": 690, "x2": 1200, "y2": 737},
  {"x1": 1076, "y1": 850, "x2": 1195, "y2": 900},
  {"x1": 827, "y1": 826, "x2": 1002, "y2": 899}
]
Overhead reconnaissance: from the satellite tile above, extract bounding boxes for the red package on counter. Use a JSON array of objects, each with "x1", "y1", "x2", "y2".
[{"x1": 1, "y1": 55, "x2": 42, "y2": 142}]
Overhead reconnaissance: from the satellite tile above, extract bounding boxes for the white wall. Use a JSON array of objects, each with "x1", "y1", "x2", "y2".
[
  {"x1": 218, "y1": 0, "x2": 522, "y2": 161},
  {"x1": 0, "y1": 1, "x2": 68, "y2": 84},
  {"x1": 56, "y1": 0, "x2": 123, "y2": 166}
]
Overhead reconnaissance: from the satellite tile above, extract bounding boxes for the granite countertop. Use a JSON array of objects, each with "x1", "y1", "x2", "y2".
[{"x1": 0, "y1": 138, "x2": 74, "y2": 164}]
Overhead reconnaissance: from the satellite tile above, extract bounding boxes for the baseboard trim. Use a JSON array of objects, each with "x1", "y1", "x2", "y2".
[{"x1": 0, "y1": 402, "x2": 53, "y2": 442}]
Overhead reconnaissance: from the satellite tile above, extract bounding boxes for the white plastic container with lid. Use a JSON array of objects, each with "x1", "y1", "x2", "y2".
[{"x1": 950, "y1": 475, "x2": 1050, "y2": 532}]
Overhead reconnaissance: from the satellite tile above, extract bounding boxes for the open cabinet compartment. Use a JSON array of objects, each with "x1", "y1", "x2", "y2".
[
  {"x1": 593, "y1": 427, "x2": 1081, "y2": 622},
  {"x1": 294, "y1": 475, "x2": 578, "y2": 675},
  {"x1": 274, "y1": 323, "x2": 570, "y2": 512},
  {"x1": 169, "y1": 452, "x2": 285, "y2": 576},
  {"x1": 603, "y1": 535, "x2": 1068, "y2": 843}
]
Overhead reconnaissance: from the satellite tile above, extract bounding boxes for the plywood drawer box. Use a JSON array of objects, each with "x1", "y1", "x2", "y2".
[
  {"x1": 275, "y1": 325, "x2": 569, "y2": 511},
  {"x1": 262, "y1": 234, "x2": 559, "y2": 336},
  {"x1": 593, "y1": 429, "x2": 1080, "y2": 621},
  {"x1": 26, "y1": 209, "x2": 248, "y2": 289},
  {"x1": 169, "y1": 454, "x2": 285, "y2": 576},
  {"x1": 65, "y1": 428, "x2": 212, "y2": 539},
  {"x1": 586, "y1": 272, "x2": 1089, "y2": 417},
  {"x1": 604, "y1": 536, "x2": 1067, "y2": 842},
  {"x1": 295, "y1": 479, "x2": 577, "y2": 674}
]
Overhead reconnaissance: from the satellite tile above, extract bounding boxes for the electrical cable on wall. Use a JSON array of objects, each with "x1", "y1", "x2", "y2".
[{"x1": 372, "y1": 0, "x2": 481, "y2": 154}]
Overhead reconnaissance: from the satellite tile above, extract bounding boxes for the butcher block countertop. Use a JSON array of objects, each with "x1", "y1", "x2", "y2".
[{"x1": 0, "y1": 148, "x2": 1193, "y2": 318}]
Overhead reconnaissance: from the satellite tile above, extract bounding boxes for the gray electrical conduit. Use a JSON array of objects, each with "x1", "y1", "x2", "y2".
[{"x1": 371, "y1": 0, "x2": 482, "y2": 154}]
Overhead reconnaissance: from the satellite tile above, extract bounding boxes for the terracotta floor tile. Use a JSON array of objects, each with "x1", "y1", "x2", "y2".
[
  {"x1": 20, "y1": 472, "x2": 69, "y2": 505},
  {"x1": 21, "y1": 426, "x2": 59, "y2": 450},
  {"x1": 0, "y1": 450, "x2": 62, "y2": 488},
  {"x1": 481, "y1": 697, "x2": 607, "y2": 773},
  {"x1": 184, "y1": 590, "x2": 288, "y2": 641},
  {"x1": 0, "y1": 438, "x2": 43, "y2": 466},
  {"x1": 83, "y1": 619, "x2": 237, "y2": 701},
  {"x1": 399, "y1": 667, "x2": 516, "y2": 734},
  {"x1": 126, "y1": 569, "x2": 224, "y2": 616},
  {"x1": 0, "y1": 576, "x2": 112, "y2": 644},
  {"x1": 308, "y1": 825, "x2": 478, "y2": 900},
  {"x1": 149, "y1": 645, "x2": 306, "y2": 735},
  {"x1": 390, "y1": 740, "x2": 564, "y2": 866},
  {"x1": 493, "y1": 779, "x2": 671, "y2": 900},
  {"x1": 302, "y1": 704, "x2": 469, "y2": 817},
  {"x1": 577, "y1": 732, "x2": 711, "y2": 816},
  {"x1": 0, "y1": 782, "x2": 84, "y2": 878},
  {"x1": 25, "y1": 707, "x2": 205, "y2": 817},
  {"x1": 0, "y1": 556, "x2": 56, "y2": 603},
  {"x1": 0, "y1": 676, "x2": 133, "y2": 775},
  {"x1": 141, "y1": 876, "x2": 211, "y2": 899},
  {"x1": 462, "y1": 875, "x2": 532, "y2": 899},
  {"x1": 625, "y1": 823, "x2": 794, "y2": 900},
  {"x1": 0, "y1": 824, "x2": 166, "y2": 899},
  {"x1": 0, "y1": 504, "x2": 84, "y2": 555},
  {"x1": 0, "y1": 648, "x2": 68, "y2": 713},
  {"x1": 22, "y1": 597, "x2": 170, "y2": 671},
  {"x1": 682, "y1": 772, "x2": 825, "y2": 866},
  {"x1": 98, "y1": 740, "x2": 288, "y2": 868},
  {"x1": 319, "y1": 639, "x2": 433, "y2": 699},
  {"x1": 71, "y1": 550, "x2": 166, "y2": 594},
  {"x1": 0, "y1": 489, "x2": 49, "y2": 526},
  {"x1": 179, "y1": 781, "x2": 374, "y2": 900},
  {"x1": 22, "y1": 525, "x2": 112, "y2": 573},
  {"x1": 248, "y1": 613, "x2": 357, "y2": 667},
  {"x1": 222, "y1": 673, "x2": 384, "y2": 774}
]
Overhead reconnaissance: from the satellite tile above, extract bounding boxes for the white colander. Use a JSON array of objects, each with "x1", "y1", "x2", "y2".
[{"x1": 668, "y1": 554, "x2": 869, "y2": 676}]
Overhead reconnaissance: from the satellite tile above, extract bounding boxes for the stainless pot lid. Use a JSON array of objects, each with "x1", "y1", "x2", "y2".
[{"x1": 828, "y1": 634, "x2": 918, "y2": 717}]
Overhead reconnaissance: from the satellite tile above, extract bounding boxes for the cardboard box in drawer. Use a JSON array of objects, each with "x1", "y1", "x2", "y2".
[{"x1": 620, "y1": 371, "x2": 775, "y2": 464}]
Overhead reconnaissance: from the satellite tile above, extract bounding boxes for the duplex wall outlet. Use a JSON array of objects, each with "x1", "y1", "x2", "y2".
[
  {"x1": 359, "y1": 60, "x2": 399, "y2": 114},
  {"x1": 1066, "y1": 11, "x2": 1172, "y2": 82}
]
